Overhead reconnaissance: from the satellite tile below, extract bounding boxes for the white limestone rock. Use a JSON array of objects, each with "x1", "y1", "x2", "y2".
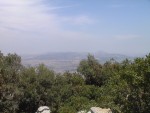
[
  {"x1": 90, "y1": 107, "x2": 112, "y2": 113},
  {"x1": 36, "y1": 106, "x2": 51, "y2": 113}
]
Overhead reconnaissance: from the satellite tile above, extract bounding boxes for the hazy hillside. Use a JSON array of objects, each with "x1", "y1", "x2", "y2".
[{"x1": 21, "y1": 52, "x2": 134, "y2": 73}]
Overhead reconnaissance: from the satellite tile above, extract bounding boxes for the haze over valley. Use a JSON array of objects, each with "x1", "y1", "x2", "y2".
[{"x1": 22, "y1": 51, "x2": 135, "y2": 72}]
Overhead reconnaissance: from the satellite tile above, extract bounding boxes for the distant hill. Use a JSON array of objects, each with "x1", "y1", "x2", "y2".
[{"x1": 22, "y1": 52, "x2": 134, "y2": 73}]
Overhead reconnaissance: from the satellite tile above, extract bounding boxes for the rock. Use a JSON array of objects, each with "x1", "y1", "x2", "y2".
[
  {"x1": 36, "y1": 106, "x2": 51, "y2": 113},
  {"x1": 90, "y1": 107, "x2": 112, "y2": 113}
]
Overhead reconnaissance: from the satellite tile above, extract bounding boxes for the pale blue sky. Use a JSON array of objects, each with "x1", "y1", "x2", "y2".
[{"x1": 0, "y1": 0, "x2": 150, "y2": 55}]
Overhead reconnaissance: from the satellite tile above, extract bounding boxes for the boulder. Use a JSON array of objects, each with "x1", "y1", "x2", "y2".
[
  {"x1": 90, "y1": 107, "x2": 112, "y2": 113},
  {"x1": 36, "y1": 106, "x2": 51, "y2": 113}
]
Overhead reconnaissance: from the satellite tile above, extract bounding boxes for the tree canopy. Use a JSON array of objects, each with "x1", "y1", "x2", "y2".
[{"x1": 0, "y1": 51, "x2": 150, "y2": 113}]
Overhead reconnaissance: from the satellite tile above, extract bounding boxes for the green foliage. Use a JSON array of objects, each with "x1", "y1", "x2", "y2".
[
  {"x1": 1, "y1": 51, "x2": 150, "y2": 113},
  {"x1": 100, "y1": 54, "x2": 150, "y2": 113},
  {"x1": 58, "y1": 105, "x2": 76, "y2": 113},
  {"x1": 77, "y1": 54, "x2": 104, "y2": 86},
  {"x1": 0, "y1": 52, "x2": 22, "y2": 113}
]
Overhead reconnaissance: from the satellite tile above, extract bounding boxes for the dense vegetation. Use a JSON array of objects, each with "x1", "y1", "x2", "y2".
[{"x1": 0, "y1": 51, "x2": 150, "y2": 113}]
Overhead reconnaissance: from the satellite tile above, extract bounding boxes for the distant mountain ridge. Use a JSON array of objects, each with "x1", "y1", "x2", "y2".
[
  {"x1": 28, "y1": 52, "x2": 87, "y2": 60},
  {"x1": 22, "y1": 52, "x2": 134, "y2": 72}
]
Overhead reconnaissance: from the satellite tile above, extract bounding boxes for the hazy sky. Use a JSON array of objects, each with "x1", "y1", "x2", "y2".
[{"x1": 0, "y1": 0, "x2": 150, "y2": 55}]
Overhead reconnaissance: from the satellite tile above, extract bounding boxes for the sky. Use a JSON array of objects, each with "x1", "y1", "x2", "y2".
[{"x1": 0, "y1": 0, "x2": 150, "y2": 56}]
